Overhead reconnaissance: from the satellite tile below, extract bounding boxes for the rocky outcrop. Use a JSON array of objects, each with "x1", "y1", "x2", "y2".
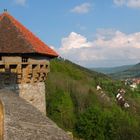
[{"x1": 0, "y1": 89, "x2": 71, "y2": 140}]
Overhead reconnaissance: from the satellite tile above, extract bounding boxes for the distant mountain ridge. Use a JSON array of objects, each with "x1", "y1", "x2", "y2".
[
  {"x1": 91, "y1": 65, "x2": 133, "y2": 74},
  {"x1": 91, "y1": 63, "x2": 140, "y2": 79},
  {"x1": 110, "y1": 63, "x2": 140, "y2": 79}
]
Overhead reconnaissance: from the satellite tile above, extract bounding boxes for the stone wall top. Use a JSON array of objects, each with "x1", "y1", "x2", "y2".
[{"x1": 0, "y1": 89, "x2": 71, "y2": 140}]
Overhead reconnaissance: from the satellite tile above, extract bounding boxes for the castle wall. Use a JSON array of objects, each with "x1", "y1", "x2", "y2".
[
  {"x1": 2, "y1": 56, "x2": 21, "y2": 63},
  {"x1": 0, "y1": 89, "x2": 71, "y2": 140},
  {"x1": 0, "y1": 56, "x2": 50, "y2": 114},
  {"x1": 18, "y1": 82, "x2": 46, "y2": 114},
  {"x1": 28, "y1": 57, "x2": 50, "y2": 64},
  {"x1": 0, "y1": 99, "x2": 3, "y2": 140}
]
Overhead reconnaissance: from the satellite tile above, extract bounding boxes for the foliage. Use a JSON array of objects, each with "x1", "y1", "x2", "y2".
[
  {"x1": 46, "y1": 58, "x2": 140, "y2": 140},
  {"x1": 75, "y1": 106, "x2": 105, "y2": 140},
  {"x1": 76, "y1": 106, "x2": 140, "y2": 140},
  {"x1": 46, "y1": 84, "x2": 75, "y2": 130}
]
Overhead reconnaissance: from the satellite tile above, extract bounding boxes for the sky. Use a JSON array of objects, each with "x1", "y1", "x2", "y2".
[{"x1": 0, "y1": 0, "x2": 140, "y2": 67}]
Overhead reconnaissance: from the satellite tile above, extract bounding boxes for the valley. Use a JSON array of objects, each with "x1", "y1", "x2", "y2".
[{"x1": 46, "y1": 58, "x2": 140, "y2": 140}]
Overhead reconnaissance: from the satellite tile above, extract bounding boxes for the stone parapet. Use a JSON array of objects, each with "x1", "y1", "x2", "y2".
[{"x1": 0, "y1": 89, "x2": 72, "y2": 140}]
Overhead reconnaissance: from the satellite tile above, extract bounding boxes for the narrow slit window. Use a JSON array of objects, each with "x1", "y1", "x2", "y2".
[
  {"x1": 22, "y1": 57, "x2": 28, "y2": 63},
  {"x1": 40, "y1": 65, "x2": 44, "y2": 69}
]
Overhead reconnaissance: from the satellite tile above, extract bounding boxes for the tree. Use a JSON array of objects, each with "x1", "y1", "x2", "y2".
[
  {"x1": 47, "y1": 89, "x2": 75, "y2": 130},
  {"x1": 76, "y1": 106, "x2": 105, "y2": 140}
]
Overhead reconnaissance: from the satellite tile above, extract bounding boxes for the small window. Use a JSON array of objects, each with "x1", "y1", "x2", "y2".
[
  {"x1": 22, "y1": 57, "x2": 28, "y2": 63},
  {"x1": 32, "y1": 64, "x2": 37, "y2": 69},
  {"x1": 40, "y1": 65, "x2": 44, "y2": 68}
]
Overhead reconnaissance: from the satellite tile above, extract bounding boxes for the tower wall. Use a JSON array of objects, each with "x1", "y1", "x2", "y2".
[
  {"x1": 18, "y1": 82, "x2": 46, "y2": 114},
  {"x1": 0, "y1": 56, "x2": 50, "y2": 114}
]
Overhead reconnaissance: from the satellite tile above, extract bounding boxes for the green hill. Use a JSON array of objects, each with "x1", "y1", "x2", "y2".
[
  {"x1": 46, "y1": 58, "x2": 140, "y2": 140},
  {"x1": 110, "y1": 63, "x2": 140, "y2": 79}
]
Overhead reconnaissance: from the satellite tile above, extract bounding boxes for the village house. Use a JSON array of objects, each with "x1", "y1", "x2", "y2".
[
  {"x1": 132, "y1": 78, "x2": 140, "y2": 85},
  {"x1": 116, "y1": 88, "x2": 130, "y2": 108}
]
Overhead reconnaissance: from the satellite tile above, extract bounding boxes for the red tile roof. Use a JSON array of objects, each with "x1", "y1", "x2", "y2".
[{"x1": 0, "y1": 12, "x2": 58, "y2": 57}]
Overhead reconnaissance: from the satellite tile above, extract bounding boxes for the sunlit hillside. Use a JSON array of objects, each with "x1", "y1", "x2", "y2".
[{"x1": 46, "y1": 58, "x2": 140, "y2": 140}]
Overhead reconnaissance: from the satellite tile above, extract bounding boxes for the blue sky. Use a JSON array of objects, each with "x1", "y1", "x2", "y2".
[{"x1": 0, "y1": 0, "x2": 140, "y2": 67}]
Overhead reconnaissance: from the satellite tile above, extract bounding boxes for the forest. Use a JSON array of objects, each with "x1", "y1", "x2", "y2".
[{"x1": 46, "y1": 58, "x2": 140, "y2": 140}]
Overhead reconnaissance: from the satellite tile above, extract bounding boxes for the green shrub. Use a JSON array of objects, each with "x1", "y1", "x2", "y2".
[{"x1": 46, "y1": 88, "x2": 75, "y2": 130}]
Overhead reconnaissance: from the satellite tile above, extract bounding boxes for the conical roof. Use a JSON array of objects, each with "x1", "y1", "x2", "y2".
[{"x1": 0, "y1": 12, "x2": 58, "y2": 57}]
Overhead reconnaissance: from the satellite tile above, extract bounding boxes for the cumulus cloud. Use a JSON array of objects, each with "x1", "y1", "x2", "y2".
[
  {"x1": 60, "y1": 32, "x2": 92, "y2": 52},
  {"x1": 58, "y1": 30, "x2": 140, "y2": 67},
  {"x1": 114, "y1": 0, "x2": 140, "y2": 8},
  {"x1": 71, "y1": 3, "x2": 92, "y2": 14},
  {"x1": 14, "y1": 0, "x2": 27, "y2": 6}
]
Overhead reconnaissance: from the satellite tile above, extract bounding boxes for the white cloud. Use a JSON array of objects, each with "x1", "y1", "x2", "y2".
[
  {"x1": 50, "y1": 45, "x2": 55, "y2": 50},
  {"x1": 58, "y1": 30, "x2": 140, "y2": 67},
  {"x1": 60, "y1": 32, "x2": 92, "y2": 52},
  {"x1": 14, "y1": 0, "x2": 27, "y2": 6},
  {"x1": 114, "y1": 0, "x2": 126, "y2": 6},
  {"x1": 127, "y1": 0, "x2": 140, "y2": 8},
  {"x1": 71, "y1": 3, "x2": 92, "y2": 14},
  {"x1": 114, "y1": 0, "x2": 140, "y2": 8}
]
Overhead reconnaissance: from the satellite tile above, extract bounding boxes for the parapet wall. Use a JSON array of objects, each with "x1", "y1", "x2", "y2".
[
  {"x1": 0, "y1": 99, "x2": 3, "y2": 140},
  {"x1": 0, "y1": 89, "x2": 71, "y2": 140}
]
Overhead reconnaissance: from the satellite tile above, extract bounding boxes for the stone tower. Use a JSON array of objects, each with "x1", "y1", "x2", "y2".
[{"x1": 0, "y1": 11, "x2": 58, "y2": 114}]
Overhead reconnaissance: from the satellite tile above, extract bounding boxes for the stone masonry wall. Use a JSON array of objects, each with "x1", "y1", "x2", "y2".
[
  {"x1": 0, "y1": 89, "x2": 72, "y2": 140},
  {"x1": 0, "y1": 56, "x2": 50, "y2": 114},
  {"x1": 18, "y1": 82, "x2": 46, "y2": 114}
]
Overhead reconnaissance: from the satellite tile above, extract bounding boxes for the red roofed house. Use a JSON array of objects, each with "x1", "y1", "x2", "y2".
[{"x1": 0, "y1": 11, "x2": 58, "y2": 114}]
